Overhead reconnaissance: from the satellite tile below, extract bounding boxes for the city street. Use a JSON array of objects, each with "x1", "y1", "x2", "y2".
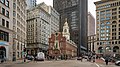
[{"x1": 0, "y1": 60, "x2": 119, "y2": 67}]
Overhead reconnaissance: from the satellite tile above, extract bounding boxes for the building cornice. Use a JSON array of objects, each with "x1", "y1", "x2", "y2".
[
  {"x1": 0, "y1": 25, "x2": 14, "y2": 33},
  {"x1": 94, "y1": 0, "x2": 117, "y2": 5}
]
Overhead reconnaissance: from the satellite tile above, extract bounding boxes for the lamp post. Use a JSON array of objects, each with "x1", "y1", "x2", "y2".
[{"x1": 23, "y1": 39, "x2": 26, "y2": 62}]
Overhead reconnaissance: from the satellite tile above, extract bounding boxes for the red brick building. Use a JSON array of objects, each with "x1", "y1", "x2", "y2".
[{"x1": 48, "y1": 32, "x2": 77, "y2": 59}]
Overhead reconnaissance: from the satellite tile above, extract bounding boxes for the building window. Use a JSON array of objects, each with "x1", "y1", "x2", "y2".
[
  {"x1": 6, "y1": 21, "x2": 9, "y2": 28},
  {"x1": 2, "y1": 8, "x2": 5, "y2": 15},
  {"x1": 1, "y1": 0, "x2": 5, "y2": 4},
  {"x1": 112, "y1": 16, "x2": 117, "y2": 19},
  {"x1": 2, "y1": 19, "x2": 5, "y2": 26},
  {"x1": 106, "y1": 26, "x2": 110, "y2": 28},
  {"x1": 17, "y1": 52, "x2": 19, "y2": 58},
  {"x1": 6, "y1": 10, "x2": 9, "y2": 18},
  {"x1": 119, "y1": 11, "x2": 120, "y2": 14},
  {"x1": 97, "y1": 42, "x2": 99, "y2": 45},
  {"x1": 115, "y1": 41, "x2": 117, "y2": 44},
  {"x1": 5, "y1": 0, "x2": 9, "y2": 7},
  {"x1": 0, "y1": 30, "x2": 9, "y2": 42},
  {"x1": 106, "y1": 17, "x2": 110, "y2": 20},
  {"x1": 119, "y1": 15, "x2": 120, "y2": 18},
  {"x1": 112, "y1": 41, "x2": 114, "y2": 44},
  {"x1": 13, "y1": 11, "x2": 16, "y2": 17},
  {"x1": 119, "y1": 36, "x2": 120, "y2": 39},
  {"x1": 13, "y1": 3, "x2": 16, "y2": 9},
  {"x1": 112, "y1": 8, "x2": 117, "y2": 11},
  {"x1": 119, "y1": 41, "x2": 120, "y2": 44}
]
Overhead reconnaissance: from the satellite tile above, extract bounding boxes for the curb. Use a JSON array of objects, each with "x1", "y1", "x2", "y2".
[{"x1": 15, "y1": 60, "x2": 31, "y2": 64}]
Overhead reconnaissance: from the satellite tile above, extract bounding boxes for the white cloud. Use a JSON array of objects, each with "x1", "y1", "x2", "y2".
[{"x1": 37, "y1": 0, "x2": 53, "y2": 6}]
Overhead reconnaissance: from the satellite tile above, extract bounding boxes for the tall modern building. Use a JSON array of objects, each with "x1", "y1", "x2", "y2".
[
  {"x1": 26, "y1": 3, "x2": 59, "y2": 55},
  {"x1": 26, "y1": 0, "x2": 36, "y2": 9},
  {"x1": 88, "y1": 12, "x2": 95, "y2": 52},
  {"x1": 95, "y1": 0, "x2": 120, "y2": 57},
  {"x1": 53, "y1": 0, "x2": 88, "y2": 56}
]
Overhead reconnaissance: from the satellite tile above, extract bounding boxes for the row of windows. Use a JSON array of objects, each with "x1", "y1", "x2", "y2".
[
  {"x1": 97, "y1": 8, "x2": 120, "y2": 21},
  {"x1": 97, "y1": 2, "x2": 120, "y2": 10},
  {"x1": 0, "y1": 0, "x2": 9, "y2": 7},
  {"x1": 98, "y1": 35, "x2": 120, "y2": 40},
  {"x1": 97, "y1": 41, "x2": 120, "y2": 45}
]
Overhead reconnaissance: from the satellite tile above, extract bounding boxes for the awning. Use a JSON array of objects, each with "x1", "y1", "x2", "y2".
[{"x1": 0, "y1": 41, "x2": 9, "y2": 46}]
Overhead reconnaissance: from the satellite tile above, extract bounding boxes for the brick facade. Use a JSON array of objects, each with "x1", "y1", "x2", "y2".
[{"x1": 48, "y1": 32, "x2": 77, "y2": 59}]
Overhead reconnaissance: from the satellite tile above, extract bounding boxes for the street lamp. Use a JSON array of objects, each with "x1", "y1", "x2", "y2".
[{"x1": 23, "y1": 39, "x2": 26, "y2": 62}]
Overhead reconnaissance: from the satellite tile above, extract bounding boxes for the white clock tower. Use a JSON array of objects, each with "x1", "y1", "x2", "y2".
[{"x1": 62, "y1": 19, "x2": 70, "y2": 40}]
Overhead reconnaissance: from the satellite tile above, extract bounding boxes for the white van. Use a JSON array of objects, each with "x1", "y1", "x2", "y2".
[{"x1": 36, "y1": 52, "x2": 45, "y2": 61}]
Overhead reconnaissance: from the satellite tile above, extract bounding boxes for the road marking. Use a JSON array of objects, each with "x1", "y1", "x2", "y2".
[{"x1": 95, "y1": 63, "x2": 100, "y2": 67}]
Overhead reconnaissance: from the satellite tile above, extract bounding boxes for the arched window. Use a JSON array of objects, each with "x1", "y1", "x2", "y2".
[
  {"x1": 113, "y1": 46, "x2": 119, "y2": 52},
  {"x1": 112, "y1": 21, "x2": 117, "y2": 24},
  {"x1": 98, "y1": 47, "x2": 104, "y2": 53}
]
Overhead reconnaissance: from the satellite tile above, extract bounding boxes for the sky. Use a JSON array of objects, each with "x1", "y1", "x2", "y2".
[{"x1": 37, "y1": 0, "x2": 100, "y2": 18}]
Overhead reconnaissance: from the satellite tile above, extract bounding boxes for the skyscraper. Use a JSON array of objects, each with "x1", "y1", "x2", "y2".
[
  {"x1": 87, "y1": 12, "x2": 95, "y2": 52},
  {"x1": 26, "y1": 0, "x2": 37, "y2": 9},
  {"x1": 53, "y1": 0, "x2": 88, "y2": 56},
  {"x1": 88, "y1": 12, "x2": 95, "y2": 36}
]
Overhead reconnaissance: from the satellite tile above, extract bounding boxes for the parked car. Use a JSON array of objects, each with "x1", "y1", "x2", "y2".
[
  {"x1": 26, "y1": 55, "x2": 34, "y2": 60},
  {"x1": 83, "y1": 56, "x2": 88, "y2": 59},
  {"x1": 115, "y1": 60, "x2": 120, "y2": 66},
  {"x1": 77, "y1": 57, "x2": 82, "y2": 60}
]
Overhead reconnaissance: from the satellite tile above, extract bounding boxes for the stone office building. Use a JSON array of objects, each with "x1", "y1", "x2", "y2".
[
  {"x1": 95, "y1": 0, "x2": 120, "y2": 57},
  {"x1": 0, "y1": 0, "x2": 13, "y2": 60},
  {"x1": 26, "y1": 3, "x2": 59, "y2": 56}
]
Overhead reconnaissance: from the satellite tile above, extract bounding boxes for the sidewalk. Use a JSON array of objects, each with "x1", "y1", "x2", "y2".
[
  {"x1": 1, "y1": 59, "x2": 31, "y2": 64},
  {"x1": 95, "y1": 59, "x2": 114, "y2": 65}
]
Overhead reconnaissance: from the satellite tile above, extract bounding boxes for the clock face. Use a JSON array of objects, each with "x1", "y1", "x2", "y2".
[{"x1": 64, "y1": 29, "x2": 67, "y2": 32}]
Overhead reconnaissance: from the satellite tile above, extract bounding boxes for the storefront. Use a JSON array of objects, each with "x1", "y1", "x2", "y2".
[{"x1": 0, "y1": 41, "x2": 9, "y2": 60}]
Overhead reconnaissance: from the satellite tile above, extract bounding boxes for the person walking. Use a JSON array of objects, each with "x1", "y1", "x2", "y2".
[
  {"x1": 105, "y1": 57, "x2": 109, "y2": 65},
  {"x1": 92, "y1": 56, "x2": 95, "y2": 62}
]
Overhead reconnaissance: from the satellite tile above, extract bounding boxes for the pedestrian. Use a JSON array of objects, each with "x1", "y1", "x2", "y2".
[
  {"x1": 93, "y1": 56, "x2": 95, "y2": 62},
  {"x1": 105, "y1": 57, "x2": 109, "y2": 65},
  {"x1": 80, "y1": 56, "x2": 83, "y2": 62}
]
